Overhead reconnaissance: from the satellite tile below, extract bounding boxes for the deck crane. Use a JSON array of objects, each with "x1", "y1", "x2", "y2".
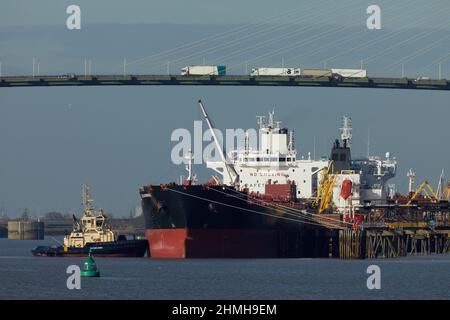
[
  {"x1": 406, "y1": 180, "x2": 439, "y2": 205},
  {"x1": 312, "y1": 161, "x2": 336, "y2": 214},
  {"x1": 198, "y1": 99, "x2": 239, "y2": 185}
]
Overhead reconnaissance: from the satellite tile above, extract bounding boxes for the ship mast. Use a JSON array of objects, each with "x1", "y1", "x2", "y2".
[
  {"x1": 340, "y1": 116, "x2": 352, "y2": 148},
  {"x1": 198, "y1": 99, "x2": 239, "y2": 185},
  {"x1": 82, "y1": 183, "x2": 94, "y2": 216},
  {"x1": 407, "y1": 169, "x2": 416, "y2": 193},
  {"x1": 184, "y1": 150, "x2": 197, "y2": 184}
]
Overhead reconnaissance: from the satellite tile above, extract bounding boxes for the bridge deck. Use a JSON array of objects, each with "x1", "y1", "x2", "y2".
[{"x1": 1, "y1": 74, "x2": 450, "y2": 90}]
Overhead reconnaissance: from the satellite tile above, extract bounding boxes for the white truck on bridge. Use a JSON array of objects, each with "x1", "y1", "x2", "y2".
[
  {"x1": 250, "y1": 67, "x2": 301, "y2": 77},
  {"x1": 181, "y1": 65, "x2": 226, "y2": 76}
]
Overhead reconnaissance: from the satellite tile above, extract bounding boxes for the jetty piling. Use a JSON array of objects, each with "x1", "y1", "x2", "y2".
[{"x1": 337, "y1": 228, "x2": 450, "y2": 259}]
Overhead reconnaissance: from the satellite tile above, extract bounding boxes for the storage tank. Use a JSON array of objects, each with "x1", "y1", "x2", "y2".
[
  {"x1": 301, "y1": 69, "x2": 332, "y2": 77},
  {"x1": 181, "y1": 65, "x2": 226, "y2": 76},
  {"x1": 8, "y1": 221, "x2": 45, "y2": 240},
  {"x1": 250, "y1": 67, "x2": 301, "y2": 76}
]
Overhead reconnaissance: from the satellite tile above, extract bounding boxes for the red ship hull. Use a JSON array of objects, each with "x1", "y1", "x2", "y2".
[{"x1": 146, "y1": 229, "x2": 280, "y2": 258}]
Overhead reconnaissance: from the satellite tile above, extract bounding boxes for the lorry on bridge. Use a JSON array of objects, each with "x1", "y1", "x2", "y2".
[
  {"x1": 301, "y1": 68, "x2": 367, "y2": 79},
  {"x1": 250, "y1": 67, "x2": 301, "y2": 76},
  {"x1": 181, "y1": 65, "x2": 226, "y2": 76},
  {"x1": 249, "y1": 67, "x2": 367, "y2": 79}
]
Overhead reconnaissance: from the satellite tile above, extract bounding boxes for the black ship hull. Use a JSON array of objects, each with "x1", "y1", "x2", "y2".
[
  {"x1": 140, "y1": 185, "x2": 334, "y2": 258},
  {"x1": 31, "y1": 239, "x2": 148, "y2": 257}
]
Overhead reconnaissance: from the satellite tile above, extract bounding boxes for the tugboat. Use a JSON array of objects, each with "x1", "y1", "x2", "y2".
[{"x1": 32, "y1": 184, "x2": 148, "y2": 257}]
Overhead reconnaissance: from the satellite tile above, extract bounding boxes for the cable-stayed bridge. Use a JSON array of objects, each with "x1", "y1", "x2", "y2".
[
  {"x1": 1, "y1": 74, "x2": 450, "y2": 91},
  {"x1": 2, "y1": 2, "x2": 450, "y2": 91}
]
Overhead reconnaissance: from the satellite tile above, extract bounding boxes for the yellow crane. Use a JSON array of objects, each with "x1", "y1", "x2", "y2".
[
  {"x1": 406, "y1": 180, "x2": 439, "y2": 205},
  {"x1": 312, "y1": 161, "x2": 336, "y2": 214}
]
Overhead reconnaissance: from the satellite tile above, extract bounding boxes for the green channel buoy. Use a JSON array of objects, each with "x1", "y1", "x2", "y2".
[{"x1": 80, "y1": 250, "x2": 100, "y2": 277}]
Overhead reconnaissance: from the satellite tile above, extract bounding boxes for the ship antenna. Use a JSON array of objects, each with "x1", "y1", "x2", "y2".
[
  {"x1": 256, "y1": 116, "x2": 265, "y2": 128},
  {"x1": 268, "y1": 109, "x2": 274, "y2": 128},
  {"x1": 198, "y1": 99, "x2": 238, "y2": 185}
]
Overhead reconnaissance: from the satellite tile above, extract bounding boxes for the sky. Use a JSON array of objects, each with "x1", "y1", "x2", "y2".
[
  {"x1": 1, "y1": 0, "x2": 449, "y2": 29},
  {"x1": 0, "y1": 0, "x2": 449, "y2": 217}
]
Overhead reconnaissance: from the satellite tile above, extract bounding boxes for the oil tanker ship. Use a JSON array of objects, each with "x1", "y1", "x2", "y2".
[
  {"x1": 140, "y1": 100, "x2": 404, "y2": 258},
  {"x1": 32, "y1": 184, "x2": 148, "y2": 257}
]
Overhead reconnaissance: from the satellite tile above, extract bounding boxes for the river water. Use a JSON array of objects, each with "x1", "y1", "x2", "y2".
[{"x1": 0, "y1": 238, "x2": 449, "y2": 299}]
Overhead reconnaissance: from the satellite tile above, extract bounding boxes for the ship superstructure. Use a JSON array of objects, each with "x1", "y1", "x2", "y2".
[
  {"x1": 63, "y1": 184, "x2": 115, "y2": 248},
  {"x1": 204, "y1": 104, "x2": 397, "y2": 215},
  {"x1": 206, "y1": 106, "x2": 327, "y2": 199}
]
